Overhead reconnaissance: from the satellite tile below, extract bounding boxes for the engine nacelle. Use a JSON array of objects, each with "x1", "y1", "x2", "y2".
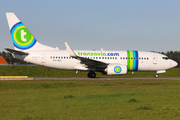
[{"x1": 104, "y1": 64, "x2": 127, "y2": 75}]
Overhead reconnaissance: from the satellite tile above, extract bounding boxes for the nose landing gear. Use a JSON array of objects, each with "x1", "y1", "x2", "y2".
[
  {"x1": 154, "y1": 74, "x2": 159, "y2": 78},
  {"x1": 87, "y1": 71, "x2": 96, "y2": 78}
]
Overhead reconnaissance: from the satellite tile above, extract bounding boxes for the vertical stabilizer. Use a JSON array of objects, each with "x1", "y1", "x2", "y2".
[{"x1": 6, "y1": 13, "x2": 56, "y2": 51}]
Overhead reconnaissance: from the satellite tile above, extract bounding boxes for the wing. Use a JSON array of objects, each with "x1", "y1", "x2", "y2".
[{"x1": 65, "y1": 42, "x2": 108, "y2": 69}]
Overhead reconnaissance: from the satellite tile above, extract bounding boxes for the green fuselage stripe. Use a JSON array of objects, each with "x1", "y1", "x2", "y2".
[{"x1": 127, "y1": 51, "x2": 139, "y2": 71}]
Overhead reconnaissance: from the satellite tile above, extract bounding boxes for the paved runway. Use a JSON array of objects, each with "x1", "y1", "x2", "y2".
[
  {"x1": 1, "y1": 77, "x2": 180, "y2": 80},
  {"x1": 34, "y1": 77, "x2": 180, "y2": 80}
]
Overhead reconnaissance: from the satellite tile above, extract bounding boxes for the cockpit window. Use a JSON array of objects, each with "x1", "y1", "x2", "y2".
[{"x1": 162, "y1": 57, "x2": 169, "y2": 60}]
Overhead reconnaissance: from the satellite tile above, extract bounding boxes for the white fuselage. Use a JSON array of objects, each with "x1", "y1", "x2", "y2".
[{"x1": 14, "y1": 50, "x2": 177, "y2": 72}]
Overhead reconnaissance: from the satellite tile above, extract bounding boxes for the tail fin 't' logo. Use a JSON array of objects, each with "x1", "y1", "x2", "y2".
[
  {"x1": 21, "y1": 30, "x2": 27, "y2": 42},
  {"x1": 10, "y1": 22, "x2": 36, "y2": 50}
]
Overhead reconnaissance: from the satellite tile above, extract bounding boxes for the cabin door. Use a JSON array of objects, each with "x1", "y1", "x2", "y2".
[
  {"x1": 41, "y1": 53, "x2": 46, "y2": 63},
  {"x1": 152, "y1": 54, "x2": 157, "y2": 64}
]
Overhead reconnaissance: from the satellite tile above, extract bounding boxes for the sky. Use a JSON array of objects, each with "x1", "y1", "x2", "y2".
[{"x1": 1, "y1": 0, "x2": 180, "y2": 52}]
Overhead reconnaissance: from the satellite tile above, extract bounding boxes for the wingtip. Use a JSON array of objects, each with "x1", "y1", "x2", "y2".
[
  {"x1": 64, "y1": 42, "x2": 68, "y2": 46},
  {"x1": 64, "y1": 42, "x2": 77, "y2": 57}
]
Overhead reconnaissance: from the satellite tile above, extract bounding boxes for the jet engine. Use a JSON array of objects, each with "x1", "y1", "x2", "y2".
[{"x1": 104, "y1": 64, "x2": 127, "y2": 75}]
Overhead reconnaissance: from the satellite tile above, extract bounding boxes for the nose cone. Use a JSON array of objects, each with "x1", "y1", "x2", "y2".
[{"x1": 171, "y1": 60, "x2": 178, "y2": 68}]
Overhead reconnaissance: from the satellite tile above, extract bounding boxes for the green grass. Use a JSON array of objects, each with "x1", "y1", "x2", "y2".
[
  {"x1": 0, "y1": 65, "x2": 179, "y2": 78},
  {"x1": 1, "y1": 80, "x2": 180, "y2": 119},
  {"x1": 128, "y1": 98, "x2": 139, "y2": 103}
]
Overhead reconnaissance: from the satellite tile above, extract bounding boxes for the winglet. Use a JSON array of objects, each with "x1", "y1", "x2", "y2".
[{"x1": 65, "y1": 42, "x2": 77, "y2": 57}]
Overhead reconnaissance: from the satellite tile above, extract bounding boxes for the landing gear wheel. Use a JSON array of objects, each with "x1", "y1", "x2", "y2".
[
  {"x1": 91, "y1": 72, "x2": 96, "y2": 78},
  {"x1": 88, "y1": 72, "x2": 91, "y2": 78},
  {"x1": 87, "y1": 71, "x2": 96, "y2": 78},
  {"x1": 155, "y1": 74, "x2": 159, "y2": 78}
]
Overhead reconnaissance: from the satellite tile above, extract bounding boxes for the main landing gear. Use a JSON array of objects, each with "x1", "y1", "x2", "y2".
[{"x1": 87, "y1": 71, "x2": 96, "y2": 78}]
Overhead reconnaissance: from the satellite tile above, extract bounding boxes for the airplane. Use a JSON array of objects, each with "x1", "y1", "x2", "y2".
[{"x1": 5, "y1": 12, "x2": 178, "y2": 78}]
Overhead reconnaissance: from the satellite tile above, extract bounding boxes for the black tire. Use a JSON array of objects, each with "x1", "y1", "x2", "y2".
[
  {"x1": 87, "y1": 72, "x2": 91, "y2": 78},
  {"x1": 87, "y1": 71, "x2": 96, "y2": 78},
  {"x1": 91, "y1": 72, "x2": 96, "y2": 78}
]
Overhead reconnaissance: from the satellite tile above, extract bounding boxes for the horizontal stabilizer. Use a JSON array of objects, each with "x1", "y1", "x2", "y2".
[{"x1": 5, "y1": 48, "x2": 29, "y2": 55}]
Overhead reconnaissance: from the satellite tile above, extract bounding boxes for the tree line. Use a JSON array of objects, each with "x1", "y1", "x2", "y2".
[
  {"x1": 0, "y1": 51, "x2": 180, "y2": 67},
  {"x1": 0, "y1": 51, "x2": 27, "y2": 64}
]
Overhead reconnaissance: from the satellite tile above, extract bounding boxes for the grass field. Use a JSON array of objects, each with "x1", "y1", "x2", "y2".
[
  {"x1": 1, "y1": 79, "x2": 180, "y2": 120},
  {"x1": 0, "y1": 65, "x2": 179, "y2": 78}
]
